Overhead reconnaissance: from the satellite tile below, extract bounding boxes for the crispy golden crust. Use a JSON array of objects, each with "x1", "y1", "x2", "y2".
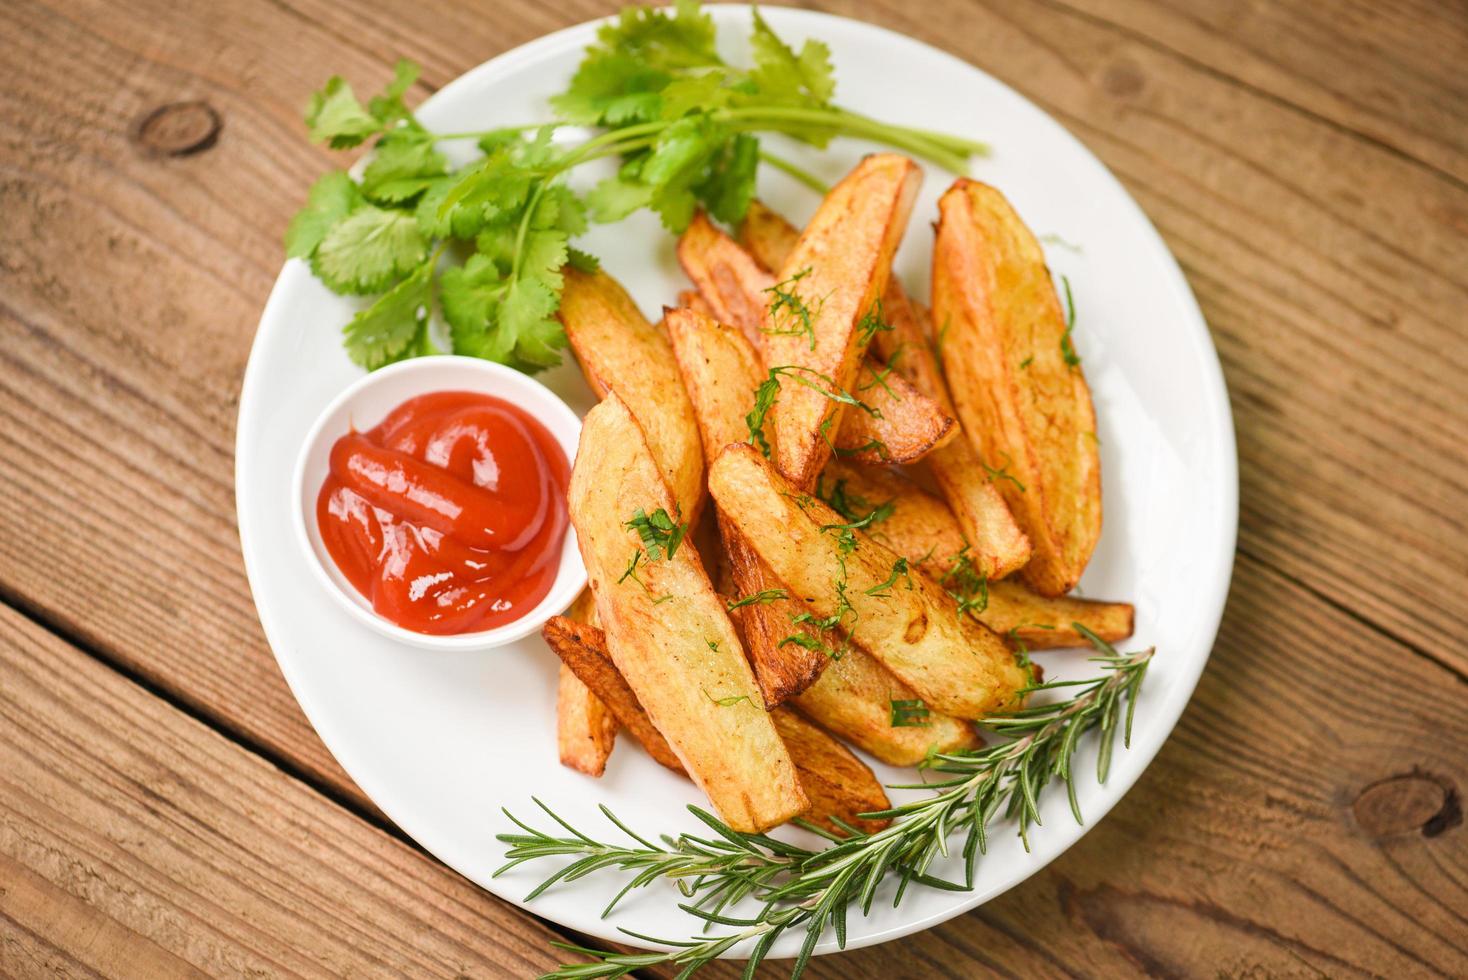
[
  {"x1": 819, "y1": 461, "x2": 1132, "y2": 649},
  {"x1": 677, "y1": 212, "x2": 951, "y2": 464},
  {"x1": 543, "y1": 616, "x2": 686, "y2": 774},
  {"x1": 569, "y1": 395, "x2": 806, "y2": 832},
  {"x1": 555, "y1": 663, "x2": 619, "y2": 776},
  {"x1": 559, "y1": 265, "x2": 705, "y2": 523},
  {"x1": 770, "y1": 708, "x2": 891, "y2": 835},
  {"x1": 664, "y1": 308, "x2": 829, "y2": 704},
  {"x1": 710, "y1": 444, "x2": 1028, "y2": 719},
  {"x1": 932, "y1": 180, "x2": 1102, "y2": 595},
  {"x1": 741, "y1": 200, "x2": 1028, "y2": 578}
]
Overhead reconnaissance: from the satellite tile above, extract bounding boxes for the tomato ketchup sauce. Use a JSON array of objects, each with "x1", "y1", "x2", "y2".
[{"x1": 316, "y1": 390, "x2": 571, "y2": 635}]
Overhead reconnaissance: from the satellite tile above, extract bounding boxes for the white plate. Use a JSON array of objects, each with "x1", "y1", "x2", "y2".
[{"x1": 237, "y1": 5, "x2": 1236, "y2": 960}]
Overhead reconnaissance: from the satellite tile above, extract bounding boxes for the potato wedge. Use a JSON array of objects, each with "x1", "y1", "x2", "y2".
[
  {"x1": 770, "y1": 708, "x2": 891, "y2": 835},
  {"x1": 791, "y1": 646, "x2": 980, "y2": 767},
  {"x1": 559, "y1": 265, "x2": 704, "y2": 522},
  {"x1": 543, "y1": 615, "x2": 686, "y2": 774},
  {"x1": 742, "y1": 200, "x2": 1029, "y2": 578},
  {"x1": 569, "y1": 394, "x2": 805, "y2": 832},
  {"x1": 677, "y1": 213, "x2": 952, "y2": 464},
  {"x1": 555, "y1": 589, "x2": 616, "y2": 775},
  {"x1": 709, "y1": 444, "x2": 1028, "y2": 718},
  {"x1": 761, "y1": 155, "x2": 922, "y2": 489},
  {"x1": 665, "y1": 307, "x2": 828, "y2": 704},
  {"x1": 932, "y1": 180, "x2": 1102, "y2": 595},
  {"x1": 819, "y1": 461, "x2": 1133, "y2": 649}
]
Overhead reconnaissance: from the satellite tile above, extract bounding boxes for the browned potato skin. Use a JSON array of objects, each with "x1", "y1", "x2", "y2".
[
  {"x1": 820, "y1": 461, "x2": 1133, "y2": 650},
  {"x1": 569, "y1": 395, "x2": 806, "y2": 832},
  {"x1": 710, "y1": 444, "x2": 1028, "y2": 719},
  {"x1": 559, "y1": 265, "x2": 705, "y2": 523},
  {"x1": 677, "y1": 212, "x2": 952, "y2": 463},
  {"x1": 741, "y1": 200, "x2": 1028, "y2": 579},
  {"x1": 770, "y1": 708, "x2": 892, "y2": 835},
  {"x1": 545, "y1": 615, "x2": 892, "y2": 834},
  {"x1": 932, "y1": 180, "x2": 1102, "y2": 596},
  {"x1": 543, "y1": 616, "x2": 686, "y2": 774},
  {"x1": 555, "y1": 589, "x2": 616, "y2": 776},
  {"x1": 760, "y1": 155, "x2": 922, "y2": 490},
  {"x1": 790, "y1": 648, "x2": 980, "y2": 767},
  {"x1": 664, "y1": 308, "x2": 828, "y2": 704}
]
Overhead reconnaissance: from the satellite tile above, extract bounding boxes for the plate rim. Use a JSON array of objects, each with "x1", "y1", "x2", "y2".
[{"x1": 236, "y1": 2, "x2": 1238, "y2": 958}]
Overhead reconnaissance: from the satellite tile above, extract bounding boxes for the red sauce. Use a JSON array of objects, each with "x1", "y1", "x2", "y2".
[{"x1": 317, "y1": 391, "x2": 570, "y2": 635}]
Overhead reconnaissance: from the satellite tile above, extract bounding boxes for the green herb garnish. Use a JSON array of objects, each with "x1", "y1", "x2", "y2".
[
  {"x1": 726, "y1": 589, "x2": 789, "y2": 611},
  {"x1": 624, "y1": 507, "x2": 688, "y2": 560},
  {"x1": 889, "y1": 698, "x2": 931, "y2": 727}
]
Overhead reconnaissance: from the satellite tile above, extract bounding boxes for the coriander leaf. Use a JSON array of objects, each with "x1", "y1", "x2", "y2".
[
  {"x1": 567, "y1": 247, "x2": 600, "y2": 273},
  {"x1": 361, "y1": 133, "x2": 447, "y2": 204},
  {"x1": 649, "y1": 183, "x2": 698, "y2": 231},
  {"x1": 624, "y1": 507, "x2": 688, "y2": 560},
  {"x1": 415, "y1": 172, "x2": 486, "y2": 240},
  {"x1": 312, "y1": 205, "x2": 428, "y2": 295},
  {"x1": 520, "y1": 228, "x2": 569, "y2": 294},
  {"x1": 284, "y1": 170, "x2": 363, "y2": 259},
  {"x1": 748, "y1": 9, "x2": 835, "y2": 106},
  {"x1": 499, "y1": 276, "x2": 566, "y2": 371},
  {"x1": 595, "y1": 0, "x2": 720, "y2": 72},
  {"x1": 342, "y1": 261, "x2": 433, "y2": 369},
  {"x1": 440, "y1": 254, "x2": 513, "y2": 362},
  {"x1": 367, "y1": 59, "x2": 421, "y2": 127},
  {"x1": 305, "y1": 76, "x2": 381, "y2": 148},
  {"x1": 696, "y1": 133, "x2": 759, "y2": 224},
  {"x1": 587, "y1": 174, "x2": 655, "y2": 223},
  {"x1": 642, "y1": 114, "x2": 721, "y2": 188},
  {"x1": 551, "y1": 55, "x2": 669, "y2": 126},
  {"x1": 441, "y1": 147, "x2": 534, "y2": 227},
  {"x1": 531, "y1": 184, "x2": 589, "y2": 236}
]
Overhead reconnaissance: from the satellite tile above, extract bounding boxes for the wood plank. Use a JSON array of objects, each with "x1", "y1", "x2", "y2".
[
  {"x1": 0, "y1": 604, "x2": 572, "y2": 978},
  {"x1": 683, "y1": 553, "x2": 1467, "y2": 977},
  {"x1": 1056, "y1": 0, "x2": 1468, "y2": 185}
]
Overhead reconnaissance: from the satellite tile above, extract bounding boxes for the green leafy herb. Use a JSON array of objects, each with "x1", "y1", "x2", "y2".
[
  {"x1": 500, "y1": 631, "x2": 1155, "y2": 979},
  {"x1": 1059, "y1": 274, "x2": 1081, "y2": 368},
  {"x1": 981, "y1": 451, "x2": 1026, "y2": 494},
  {"x1": 624, "y1": 507, "x2": 688, "y2": 560},
  {"x1": 940, "y1": 547, "x2": 989, "y2": 619},
  {"x1": 763, "y1": 267, "x2": 820, "y2": 350},
  {"x1": 814, "y1": 476, "x2": 893, "y2": 528},
  {"x1": 1018, "y1": 355, "x2": 1033, "y2": 370},
  {"x1": 864, "y1": 556, "x2": 913, "y2": 597},
  {"x1": 855, "y1": 299, "x2": 892, "y2": 346},
  {"x1": 726, "y1": 588, "x2": 789, "y2": 611},
  {"x1": 745, "y1": 365, "x2": 881, "y2": 458},
  {"x1": 289, "y1": 3, "x2": 991, "y2": 376},
  {"x1": 704, "y1": 689, "x2": 752, "y2": 708},
  {"x1": 889, "y1": 698, "x2": 931, "y2": 728}
]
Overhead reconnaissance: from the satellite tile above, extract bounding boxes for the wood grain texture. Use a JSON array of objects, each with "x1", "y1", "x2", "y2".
[
  {"x1": 0, "y1": 604, "x2": 571, "y2": 978},
  {"x1": 0, "y1": 0, "x2": 1465, "y2": 974}
]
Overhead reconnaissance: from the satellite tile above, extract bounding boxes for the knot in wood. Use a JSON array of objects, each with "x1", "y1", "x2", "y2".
[
  {"x1": 1101, "y1": 62, "x2": 1145, "y2": 99},
  {"x1": 136, "y1": 101, "x2": 222, "y2": 156},
  {"x1": 1352, "y1": 772, "x2": 1460, "y2": 839}
]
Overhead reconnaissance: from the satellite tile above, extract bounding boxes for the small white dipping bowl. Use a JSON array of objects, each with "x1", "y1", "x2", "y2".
[{"x1": 292, "y1": 356, "x2": 585, "y2": 651}]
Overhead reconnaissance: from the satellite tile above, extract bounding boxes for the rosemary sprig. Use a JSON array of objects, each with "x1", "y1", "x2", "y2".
[{"x1": 498, "y1": 629, "x2": 1154, "y2": 978}]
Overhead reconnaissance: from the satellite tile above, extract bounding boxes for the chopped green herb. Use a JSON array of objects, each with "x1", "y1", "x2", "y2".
[
  {"x1": 981, "y1": 451, "x2": 1026, "y2": 493},
  {"x1": 1018, "y1": 355, "x2": 1033, "y2": 370},
  {"x1": 855, "y1": 298, "x2": 892, "y2": 346},
  {"x1": 745, "y1": 364, "x2": 881, "y2": 458},
  {"x1": 726, "y1": 588, "x2": 788, "y2": 611},
  {"x1": 704, "y1": 689, "x2": 751, "y2": 707},
  {"x1": 1059, "y1": 274, "x2": 1081, "y2": 368},
  {"x1": 940, "y1": 547, "x2": 989, "y2": 618},
  {"x1": 762, "y1": 267, "x2": 819, "y2": 350},
  {"x1": 890, "y1": 698, "x2": 931, "y2": 727},
  {"x1": 624, "y1": 506, "x2": 687, "y2": 560},
  {"x1": 814, "y1": 476, "x2": 893, "y2": 528},
  {"x1": 864, "y1": 556, "x2": 913, "y2": 597}
]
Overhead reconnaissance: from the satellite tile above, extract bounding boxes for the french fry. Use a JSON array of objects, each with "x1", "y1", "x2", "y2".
[
  {"x1": 819, "y1": 461, "x2": 1133, "y2": 649},
  {"x1": 677, "y1": 212, "x2": 953, "y2": 464},
  {"x1": 709, "y1": 444, "x2": 1028, "y2": 719},
  {"x1": 569, "y1": 394, "x2": 806, "y2": 832},
  {"x1": 546, "y1": 615, "x2": 891, "y2": 834},
  {"x1": 932, "y1": 180, "x2": 1102, "y2": 595},
  {"x1": 759, "y1": 155, "x2": 922, "y2": 489},
  {"x1": 665, "y1": 307, "x2": 827, "y2": 704},
  {"x1": 741, "y1": 200, "x2": 1029, "y2": 579},
  {"x1": 790, "y1": 647, "x2": 980, "y2": 767},
  {"x1": 543, "y1": 616, "x2": 686, "y2": 774},
  {"x1": 554, "y1": 589, "x2": 617, "y2": 776},
  {"x1": 770, "y1": 709, "x2": 891, "y2": 835},
  {"x1": 559, "y1": 265, "x2": 704, "y2": 522}
]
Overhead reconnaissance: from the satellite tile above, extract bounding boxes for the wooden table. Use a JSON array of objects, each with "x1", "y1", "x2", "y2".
[{"x1": 3, "y1": 0, "x2": 1465, "y2": 975}]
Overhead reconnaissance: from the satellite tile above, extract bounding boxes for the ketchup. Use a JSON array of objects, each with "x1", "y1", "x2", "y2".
[{"x1": 317, "y1": 391, "x2": 570, "y2": 635}]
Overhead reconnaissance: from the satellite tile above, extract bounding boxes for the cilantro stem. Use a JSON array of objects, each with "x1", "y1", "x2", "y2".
[
  {"x1": 758, "y1": 150, "x2": 829, "y2": 194},
  {"x1": 721, "y1": 106, "x2": 976, "y2": 174}
]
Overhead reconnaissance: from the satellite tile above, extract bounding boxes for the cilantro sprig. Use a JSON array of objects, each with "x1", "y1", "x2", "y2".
[{"x1": 287, "y1": 2, "x2": 989, "y2": 375}]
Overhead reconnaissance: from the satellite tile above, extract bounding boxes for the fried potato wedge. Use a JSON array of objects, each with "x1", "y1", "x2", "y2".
[
  {"x1": 932, "y1": 180, "x2": 1102, "y2": 595},
  {"x1": 742, "y1": 200, "x2": 1028, "y2": 578},
  {"x1": 569, "y1": 395, "x2": 805, "y2": 832},
  {"x1": 791, "y1": 647, "x2": 980, "y2": 767},
  {"x1": 677, "y1": 213, "x2": 952, "y2": 464},
  {"x1": 820, "y1": 461, "x2": 1133, "y2": 649},
  {"x1": 543, "y1": 616, "x2": 686, "y2": 774},
  {"x1": 761, "y1": 155, "x2": 921, "y2": 489},
  {"x1": 555, "y1": 664, "x2": 618, "y2": 776},
  {"x1": 710, "y1": 444, "x2": 1028, "y2": 718},
  {"x1": 555, "y1": 589, "x2": 616, "y2": 775},
  {"x1": 559, "y1": 265, "x2": 704, "y2": 521},
  {"x1": 770, "y1": 708, "x2": 891, "y2": 835},
  {"x1": 665, "y1": 308, "x2": 827, "y2": 704},
  {"x1": 546, "y1": 615, "x2": 891, "y2": 833}
]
